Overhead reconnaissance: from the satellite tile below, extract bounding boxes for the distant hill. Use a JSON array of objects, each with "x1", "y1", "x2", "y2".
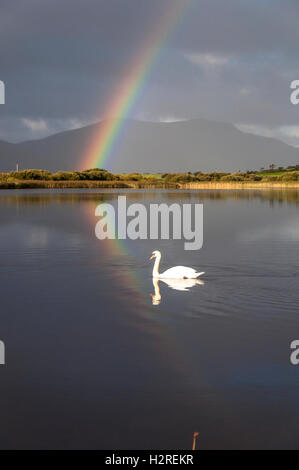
[{"x1": 0, "y1": 119, "x2": 298, "y2": 172}]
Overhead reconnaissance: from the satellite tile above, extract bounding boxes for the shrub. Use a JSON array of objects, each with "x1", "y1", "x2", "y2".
[
  {"x1": 9, "y1": 169, "x2": 52, "y2": 180},
  {"x1": 221, "y1": 173, "x2": 245, "y2": 181},
  {"x1": 52, "y1": 171, "x2": 80, "y2": 181},
  {"x1": 281, "y1": 171, "x2": 299, "y2": 181}
]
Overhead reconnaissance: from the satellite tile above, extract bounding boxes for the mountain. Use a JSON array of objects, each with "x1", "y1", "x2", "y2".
[{"x1": 0, "y1": 119, "x2": 298, "y2": 172}]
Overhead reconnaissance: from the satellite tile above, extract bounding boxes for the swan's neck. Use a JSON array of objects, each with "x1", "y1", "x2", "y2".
[{"x1": 153, "y1": 255, "x2": 161, "y2": 278}]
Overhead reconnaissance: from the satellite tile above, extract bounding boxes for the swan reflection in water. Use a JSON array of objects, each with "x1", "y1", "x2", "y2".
[{"x1": 151, "y1": 277, "x2": 205, "y2": 305}]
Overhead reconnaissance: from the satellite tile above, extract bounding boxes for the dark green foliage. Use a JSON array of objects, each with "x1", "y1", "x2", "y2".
[
  {"x1": 4, "y1": 168, "x2": 115, "y2": 181},
  {"x1": 9, "y1": 169, "x2": 52, "y2": 180},
  {"x1": 52, "y1": 171, "x2": 80, "y2": 181},
  {"x1": 117, "y1": 173, "x2": 143, "y2": 181}
]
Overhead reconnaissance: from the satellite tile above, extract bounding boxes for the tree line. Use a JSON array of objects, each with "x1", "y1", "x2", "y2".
[{"x1": 1, "y1": 165, "x2": 299, "y2": 182}]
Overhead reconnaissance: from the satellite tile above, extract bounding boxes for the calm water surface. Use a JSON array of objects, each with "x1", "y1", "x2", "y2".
[{"x1": 0, "y1": 189, "x2": 299, "y2": 449}]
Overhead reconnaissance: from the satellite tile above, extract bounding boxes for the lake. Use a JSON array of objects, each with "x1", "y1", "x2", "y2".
[{"x1": 0, "y1": 188, "x2": 299, "y2": 449}]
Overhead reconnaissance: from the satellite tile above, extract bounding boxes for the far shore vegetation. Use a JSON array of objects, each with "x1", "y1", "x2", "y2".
[{"x1": 1, "y1": 164, "x2": 299, "y2": 189}]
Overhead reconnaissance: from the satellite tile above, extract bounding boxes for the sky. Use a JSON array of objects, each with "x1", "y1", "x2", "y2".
[{"x1": 1, "y1": 0, "x2": 299, "y2": 145}]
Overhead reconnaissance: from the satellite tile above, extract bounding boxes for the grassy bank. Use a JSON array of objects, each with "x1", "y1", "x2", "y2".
[
  {"x1": 0, "y1": 179, "x2": 179, "y2": 189},
  {"x1": 2, "y1": 179, "x2": 299, "y2": 190},
  {"x1": 0, "y1": 180, "x2": 132, "y2": 189},
  {"x1": 177, "y1": 181, "x2": 299, "y2": 189},
  {"x1": 1, "y1": 166, "x2": 299, "y2": 189}
]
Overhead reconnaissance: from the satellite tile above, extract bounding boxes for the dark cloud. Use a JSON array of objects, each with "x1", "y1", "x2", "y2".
[{"x1": 1, "y1": 0, "x2": 299, "y2": 143}]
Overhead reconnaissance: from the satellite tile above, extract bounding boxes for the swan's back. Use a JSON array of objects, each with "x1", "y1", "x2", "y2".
[{"x1": 159, "y1": 266, "x2": 204, "y2": 279}]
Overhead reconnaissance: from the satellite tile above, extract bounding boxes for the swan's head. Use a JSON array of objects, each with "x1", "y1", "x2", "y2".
[{"x1": 150, "y1": 250, "x2": 161, "y2": 260}]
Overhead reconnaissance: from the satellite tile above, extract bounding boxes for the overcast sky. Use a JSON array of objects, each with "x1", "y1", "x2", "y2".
[{"x1": 1, "y1": 0, "x2": 299, "y2": 145}]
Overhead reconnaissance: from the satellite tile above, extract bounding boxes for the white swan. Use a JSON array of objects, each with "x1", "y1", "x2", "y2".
[{"x1": 150, "y1": 250, "x2": 205, "y2": 279}]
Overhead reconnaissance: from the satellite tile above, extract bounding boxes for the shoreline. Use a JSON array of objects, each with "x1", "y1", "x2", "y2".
[
  {"x1": 176, "y1": 181, "x2": 299, "y2": 189},
  {"x1": 1, "y1": 180, "x2": 299, "y2": 190}
]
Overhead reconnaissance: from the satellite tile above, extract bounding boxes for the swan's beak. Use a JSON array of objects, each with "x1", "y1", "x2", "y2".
[{"x1": 150, "y1": 254, "x2": 155, "y2": 260}]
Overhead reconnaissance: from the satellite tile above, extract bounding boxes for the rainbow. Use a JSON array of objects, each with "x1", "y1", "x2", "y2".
[
  {"x1": 79, "y1": 1, "x2": 206, "y2": 375},
  {"x1": 81, "y1": 0, "x2": 192, "y2": 171}
]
